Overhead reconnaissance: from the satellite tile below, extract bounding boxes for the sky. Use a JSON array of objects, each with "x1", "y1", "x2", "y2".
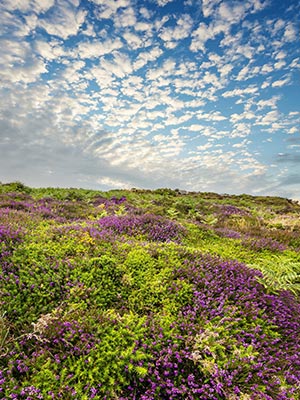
[{"x1": 0, "y1": 0, "x2": 300, "y2": 198}]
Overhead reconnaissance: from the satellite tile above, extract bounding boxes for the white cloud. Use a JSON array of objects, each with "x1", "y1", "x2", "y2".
[
  {"x1": 218, "y1": 2, "x2": 247, "y2": 23},
  {"x1": 114, "y1": 6, "x2": 136, "y2": 28},
  {"x1": 2, "y1": 0, "x2": 31, "y2": 12},
  {"x1": 288, "y1": 127, "x2": 298, "y2": 135},
  {"x1": 261, "y1": 64, "x2": 274, "y2": 74},
  {"x1": 100, "y1": 52, "x2": 133, "y2": 79},
  {"x1": 97, "y1": 176, "x2": 133, "y2": 189},
  {"x1": 60, "y1": 60, "x2": 86, "y2": 85},
  {"x1": 273, "y1": 19, "x2": 286, "y2": 32},
  {"x1": 231, "y1": 122, "x2": 251, "y2": 137},
  {"x1": 77, "y1": 38, "x2": 123, "y2": 58},
  {"x1": 123, "y1": 31, "x2": 144, "y2": 49},
  {"x1": 35, "y1": 40, "x2": 66, "y2": 61},
  {"x1": 154, "y1": 15, "x2": 169, "y2": 31},
  {"x1": 236, "y1": 65, "x2": 250, "y2": 81},
  {"x1": 139, "y1": 6, "x2": 152, "y2": 19},
  {"x1": 257, "y1": 44, "x2": 265, "y2": 52},
  {"x1": 88, "y1": 66, "x2": 115, "y2": 88},
  {"x1": 275, "y1": 50, "x2": 287, "y2": 60},
  {"x1": 251, "y1": 0, "x2": 267, "y2": 13},
  {"x1": 256, "y1": 96, "x2": 280, "y2": 110},
  {"x1": 159, "y1": 14, "x2": 193, "y2": 48},
  {"x1": 236, "y1": 63, "x2": 261, "y2": 81},
  {"x1": 261, "y1": 81, "x2": 270, "y2": 89},
  {"x1": 2, "y1": 0, "x2": 55, "y2": 13},
  {"x1": 0, "y1": 8, "x2": 37, "y2": 37},
  {"x1": 165, "y1": 113, "x2": 193, "y2": 126},
  {"x1": 146, "y1": 58, "x2": 176, "y2": 80},
  {"x1": 133, "y1": 47, "x2": 163, "y2": 70},
  {"x1": 2, "y1": 58, "x2": 47, "y2": 84},
  {"x1": 135, "y1": 21, "x2": 153, "y2": 31},
  {"x1": 156, "y1": 0, "x2": 174, "y2": 6},
  {"x1": 271, "y1": 77, "x2": 290, "y2": 88},
  {"x1": 197, "y1": 142, "x2": 213, "y2": 151},
  {"x1": 230, "y1": 111, "x2": 255, "y2": 123},
  {"x1": 235, "y1": 44, "x2": 254, "y2": 59},
  {"x1": 218, "y1": 63, "x2": 234, "y2": 77},
  {"x1": 202, "y1": 0, "x2": 223, "y2": 18},
  {"x1": 283, "y1": 22, "x2": 297, "y2": 42},
  {"x1": 232, "y1": 139, "x2": 250, "y2": 148},
  {"x1": 274, "y1": 60, "x2": 286, "y2": 69},
  {"x1": 82, "y1": 21, "x2": 96, "y2": 37},
  {"x1": 222, "y1": 87, "x2": 258, "y2": 98},
  {"x1": 92, "y1": 0, "x2": 130, "y2": 19},
  {"x1": 255, "y1": 110, "x2": 279, "y2": 125},
  {"x1": 290, "y1": 57, "x2": 300, "y2": 69},
  {"x1": 202, "y1": 71, "x2": 223, "y2": 88},
  {"x1": 0, "y1": 38, "x2": 29, "y2": 65},
  {"x1": 190, "y1": 22, "x2": 214, "y2": 52},
  {"x1": 220, "y1": 30, "x2": 243, "y2": 48},
  {"x1": 184, "y1": 124, "x2": 205, "y2": 132},
  {"x1": 206, "y1": 111, "x2": 227, "y2": 121},
  {"x1": 0, "y1": 38, "x2": 48, "y2": 85},
  {"x1": 33, "y1": 0, "x2": 55, "y2": 13},
  {"x1": 38, "y1": 1, "x2": 87, "y2": 39},
  {"x1": 191, "y1": 0, "x2": 262, "y2": 53}
]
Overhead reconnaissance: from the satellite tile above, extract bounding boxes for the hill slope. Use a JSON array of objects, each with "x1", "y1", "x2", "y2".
[{"x1": 0, "y1": 183, "x2": 299, "y2": 399}]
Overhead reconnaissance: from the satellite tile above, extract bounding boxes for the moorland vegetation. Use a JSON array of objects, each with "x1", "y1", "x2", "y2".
[{"x1": 0, "y1": 182, "x2": 299, "y2": 399}]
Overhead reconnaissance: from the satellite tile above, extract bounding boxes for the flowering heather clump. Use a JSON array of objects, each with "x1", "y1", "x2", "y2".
[
  {"x1": 28, "y1": 315, "x2": 98, "y2": 356},
  {"x1": 242, "y1": 236, "x2": 287, "y2": 252},
  {"x1": 0, "y1": 224, "x2": 23, "y2": 245},
  {"x1": 214, "y1": 228, "x2": 242, "y2": 239},
  {"x1": 110, "y1": 195, "x2": 127, "y2": 204},
  {"x1": 0, "y1": 194, "x2": 93, "y2": 222},
  {"x1": 92, "y1": 195, "x2": 127, "y2": 207},
  {"x1": 0, "y1": 224, "x2": 23, "y2": 262},
  {"x1": 120, "y1": 254, "x2": 300, "y2": 399},
  {"x1": 96, "y1": 214, "x2": 186, "y2": 242},
  {"x1": 217, "y1": 204, "x2": 250, "y2": 216}
]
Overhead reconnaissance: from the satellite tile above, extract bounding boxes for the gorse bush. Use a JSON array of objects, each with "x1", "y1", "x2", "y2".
[{"x1": 0, "y1": 183, "x2": 299, "y2": 399}]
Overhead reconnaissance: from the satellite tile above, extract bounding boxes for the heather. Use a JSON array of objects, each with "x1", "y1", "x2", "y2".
[{"x1": 0, "y1": 183, "x2": 299, "y2": 399}]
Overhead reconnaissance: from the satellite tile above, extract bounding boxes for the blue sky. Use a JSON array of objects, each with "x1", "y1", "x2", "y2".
[{"x1": 0, "y1": 0, "x2": 299, "y2": 198}]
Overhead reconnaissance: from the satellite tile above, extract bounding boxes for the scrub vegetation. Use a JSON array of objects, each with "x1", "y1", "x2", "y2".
[{"x1": 0, "y1": 182, "x2": 299, "y2": 399}]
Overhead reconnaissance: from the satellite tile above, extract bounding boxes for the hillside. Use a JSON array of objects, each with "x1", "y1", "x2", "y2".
[{"x1": 0, "y1": 182, "x2": 299, "y2": 399}]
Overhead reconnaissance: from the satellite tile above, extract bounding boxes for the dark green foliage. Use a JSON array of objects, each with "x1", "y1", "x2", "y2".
[{"x1": 0, "y1": 181, "x2": 32, "y2": 194}]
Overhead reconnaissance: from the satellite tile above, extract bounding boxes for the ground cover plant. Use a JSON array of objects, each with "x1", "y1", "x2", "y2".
[{"x1": 0, "y1": 182, "x2": 299, "y2": 399}]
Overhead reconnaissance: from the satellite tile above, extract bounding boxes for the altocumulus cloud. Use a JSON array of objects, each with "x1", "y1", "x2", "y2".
[{"x1": 0, "y1": 0, "x2": 300, "y2": 198}]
